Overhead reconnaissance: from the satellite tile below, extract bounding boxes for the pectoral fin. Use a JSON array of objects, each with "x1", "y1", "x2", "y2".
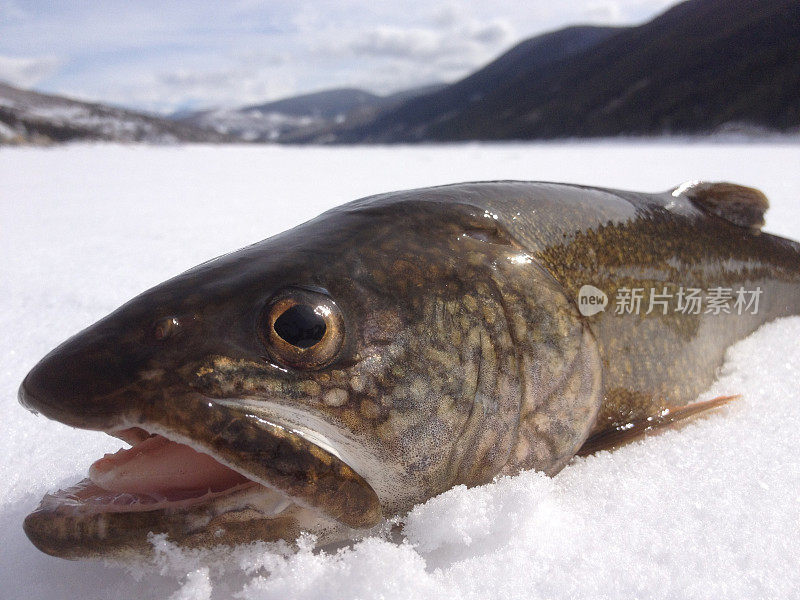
[{"x1": 576, "y1": 395, "x2": 739, "y2": 456}]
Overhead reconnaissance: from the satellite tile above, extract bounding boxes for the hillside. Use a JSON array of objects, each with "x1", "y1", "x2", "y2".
[
  {"x1": 0, "y1": 82, "x2": 230, "y2": 144},
  {"x1": 176, "y1": 85, "x2": 445, "y2": 142},
  {"x1": 315, "y1": 25, "x2": 622, "y2": 143},
  {"x1": 244, "y1": 88, "x2": 380, "y2": 118},
  {"x1": 323, "y1": 0, "x2": 800, "y2": 142}
]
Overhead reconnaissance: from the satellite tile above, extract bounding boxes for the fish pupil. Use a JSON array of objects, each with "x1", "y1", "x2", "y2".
[{"x1": 274, "y1": 304, "x2": 326, "y2": 348}]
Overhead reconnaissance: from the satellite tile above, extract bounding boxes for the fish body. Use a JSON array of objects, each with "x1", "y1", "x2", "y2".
[{"x1": 18, "y1": 181, "x2": 800, "y2": 559}]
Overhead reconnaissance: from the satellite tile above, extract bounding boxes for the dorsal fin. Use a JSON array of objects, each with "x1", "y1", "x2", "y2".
[{"x1": 672, "y1": 181, "x2": 768, "y2": 230}]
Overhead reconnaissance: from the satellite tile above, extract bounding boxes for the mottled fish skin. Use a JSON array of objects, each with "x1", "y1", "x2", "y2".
[
  {"x1": 401, "y1": 182, "x2": 800, "y2": 432},
  {"x1": 17, "y1": 181, "x2": 800, "y2": 559}
]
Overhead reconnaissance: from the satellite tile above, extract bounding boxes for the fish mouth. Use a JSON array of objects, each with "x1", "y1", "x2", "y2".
[{"x1": 23, "y1": 407, "x2": 383, "y2": 559}]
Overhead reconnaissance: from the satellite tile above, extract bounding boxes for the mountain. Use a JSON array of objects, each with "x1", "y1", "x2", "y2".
[
  {"x1": 0, "y1": 82, "x2": 232, "y2": 145},
  {"x1": 319, "y1": 0, "x2": 800, "y2": 142},
  {"x1": 173, "y1": 88, "x2": 380, "y2": 142},
  {"x1": 382, "y1": 84, "x2": 450, "y2": 105},
  {"x1": 244, "y1": 88, "x2": 381, "y2": 119},
  {"x1": 175, "y1": 84, "x2": 446, "y2": 142},
  {"x1": 310, "y1": 25, "x2": 622, "y2": 143}
]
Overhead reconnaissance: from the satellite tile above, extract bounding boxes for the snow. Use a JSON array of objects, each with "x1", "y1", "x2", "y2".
[
  {"x1": 188, "y1": 109, "x2": 322, "y2": 142},
  {"x1": 19, "y1": 104, "x2": 170, "y2": 140},
  {"x1": 0, "y1": 120, "x2": 17, "y2": 141},
  {"x1": 1, "y1": 142, "x2": 799, "y2": 599},
  {"x1": 0, "y1": 84, "x2": 194, "y2": 143}
]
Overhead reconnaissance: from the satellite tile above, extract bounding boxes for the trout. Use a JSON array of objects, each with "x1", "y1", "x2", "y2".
[{"x1": 18, "y1": 180, "x2": 800, "y2": 559}]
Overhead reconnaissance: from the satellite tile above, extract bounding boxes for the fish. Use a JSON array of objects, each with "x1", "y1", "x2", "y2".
[{"x1": 18, "y1": 180, "x2": 800, "y2": 560}]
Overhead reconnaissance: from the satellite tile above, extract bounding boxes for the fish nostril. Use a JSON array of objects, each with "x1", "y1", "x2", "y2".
[
  {"x1": 153, "y1": 314, "x2": 199, "y2": 341},
  {"x1": 153, "y1": 317, "x2": 178, "y2": 341}
]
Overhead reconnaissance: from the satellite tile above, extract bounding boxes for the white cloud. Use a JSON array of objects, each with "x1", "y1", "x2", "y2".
[
  {"x1": 472, "y1": 20, "x2": 514, "y2": 45},
  {"x1": 152, "y1": 67, "x2": 297, "y2": 110},
  {"x1": 584, "y1": 1, "x2": 625, "y2": 23},
  {"x1": 56, "y1": 58, "x2": 302, "y2": 113},
  {"x1": 313, "y1": 11, "x2": 515, "y2": 95},
  {"x1": 0, "y1": 55, "x2": 62, "y2": 88},
  {"x1": 342, "y1": 14, "x2": 514, "y2": 61},
  {"x1": 349, "y1": 26, "x2": 445, "y2": 59},
  {"x1": 0, "y1": 0, "x2": 684, "y2": 112},
  {"x1": 0, "y1": 0, "x2": 26, "y2": 23}
]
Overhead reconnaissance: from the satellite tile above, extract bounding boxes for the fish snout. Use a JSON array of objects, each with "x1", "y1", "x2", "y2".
[{"x1": 18, "y1": 324, "x2": 157, "y2": 430}]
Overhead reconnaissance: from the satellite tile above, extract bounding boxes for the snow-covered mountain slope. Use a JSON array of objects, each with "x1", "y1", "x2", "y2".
[
  {"x1": 0, "y1": 82, "x2": 232, "y2": 144},
  {"x1": 177, "y1": 106, "x2": 326, "y2": 142},
  {"x1": 175, "y1": 85, "x2": 445, "y2": 143}
]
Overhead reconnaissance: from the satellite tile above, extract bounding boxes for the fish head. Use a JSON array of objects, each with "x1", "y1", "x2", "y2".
[{"x1": 19, "y1": 193, "x2": 537, "y2": 558}]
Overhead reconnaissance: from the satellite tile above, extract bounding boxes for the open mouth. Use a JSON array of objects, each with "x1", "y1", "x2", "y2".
[
  {"x1": 23, "y1": 412, "x2": 383, "y2": 559},
  {"x1": 39, "y1": 428, "x2": 262, "y2": 515}
]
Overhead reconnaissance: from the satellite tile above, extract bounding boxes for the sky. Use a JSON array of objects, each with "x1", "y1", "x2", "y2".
[{"x1": 0, "y1": 0, "x2": 683, "y2": 114}]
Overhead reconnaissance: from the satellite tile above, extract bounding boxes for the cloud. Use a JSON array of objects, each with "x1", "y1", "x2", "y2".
[
  {"x1": 347, "y1": 18, "x2": 514, "y2": 60},
  {"x1": 153, "y1": 67, "x2": 296, "y2": 110},
  {"x1": 349, "y1": 27, "x2": 444, "y2": 60},
  {"x1": 472, "y1": 20, "x2": 514, "y2": 45},
  {"x1": 310, "y1": 10, "x2": 514, "y2": 95},
  {"x1": 0, "y1": 55, "x2": 62, "y2": 88},
  {"x1": 0, "y1": 0, "x2": 26, "y2": 23},
  {"x1": 0, "y1": 0, "x2": 683, "y2": 112},
  {"x1": 584, "y1": 1, "x2": 625, "y2": 23},
  {"x1": 60, "y1": 60, "x2": 301, "y2": 113},
  {"x1": 342, "y1": 13, "x2": 513, "y2": 58}
]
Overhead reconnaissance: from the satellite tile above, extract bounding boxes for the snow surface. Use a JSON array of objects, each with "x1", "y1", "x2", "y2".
[
  {"x1": 1, "y1": 142, "x2": 799, "y2": 599},
  {"x1": 186, "y1": 109, "x2": 323, "y2": 142}
]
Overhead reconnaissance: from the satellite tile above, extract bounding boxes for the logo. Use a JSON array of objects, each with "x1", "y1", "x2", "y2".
[
  {"x1": 577, "y1": 285, "x2": 608, "y2": 316},
  {"x1": 576, "y1": 284, "x2": 762, "y2": 317}
]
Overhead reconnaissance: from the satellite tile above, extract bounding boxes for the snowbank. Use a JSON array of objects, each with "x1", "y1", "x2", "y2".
[{"x1": 1, "y1": 142, "x2": 798, "y2": 599}]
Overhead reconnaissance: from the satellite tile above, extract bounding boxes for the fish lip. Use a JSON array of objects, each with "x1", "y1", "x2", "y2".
[
  {"x1": 22, "y1": 476, "x2": 294, "y2": 560},
  {"x1": 30, "y1": 475, "x2": 263, "y2": 515},
  {"x1": 22, "y1": 399, "x2": 383, "y2": 558},
  {"x1": 22, "y1": 430, "x2": 288, "y2": 559}
]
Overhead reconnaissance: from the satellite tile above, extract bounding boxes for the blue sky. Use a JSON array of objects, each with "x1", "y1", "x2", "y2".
[{"x1": 0, "y1": 0, "x2": 682, "y2": 113}]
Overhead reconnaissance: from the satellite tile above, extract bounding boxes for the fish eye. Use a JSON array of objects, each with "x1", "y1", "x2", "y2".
[
  {"x1": 262, "y1": 288, "x2": 344, "y2": 369},
  {"x1": 274, "y1": 305, "x2": 326, "y2": 348}
]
